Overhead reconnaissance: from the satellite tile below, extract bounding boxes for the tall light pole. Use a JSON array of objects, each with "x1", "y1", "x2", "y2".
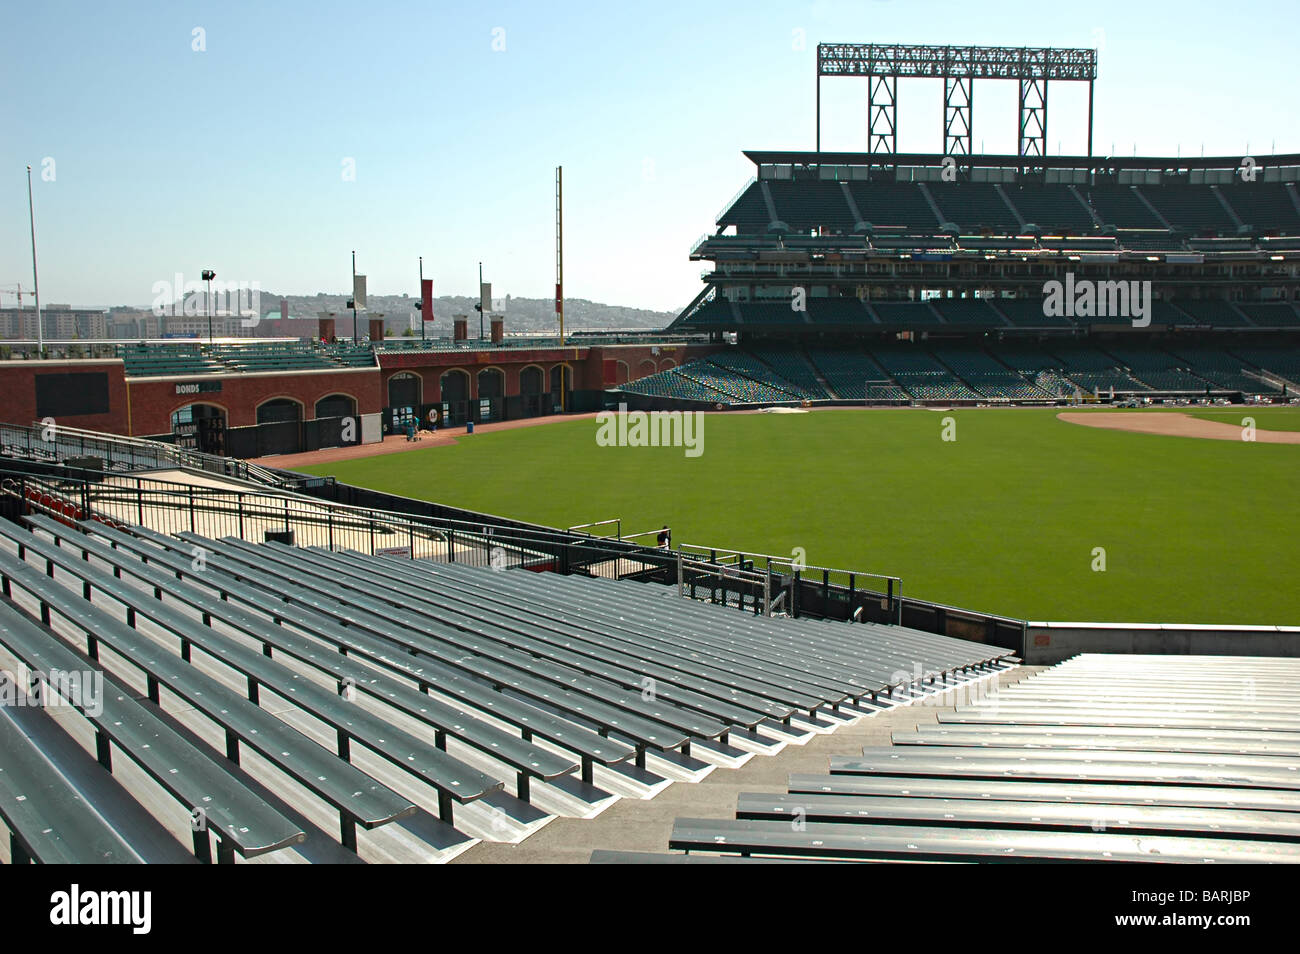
[
  {"x1": 477, "y1": 261, "x2": 484, "y2": 340},
  {"x1": 201, "y1": 269, "x2": 216, "y2": 343},
  {"x1": 556, "y1": 165, "x2": 565, "y2": 410},
  {"x1": 556, "y1": 165, "x2": 564, "y2": 348},
  {"x1": 351, "y1": 250, "x2": 358, "y2": 344},
  {"x1": 26, "y1": 166, "x2": 43, "y2": 355}
]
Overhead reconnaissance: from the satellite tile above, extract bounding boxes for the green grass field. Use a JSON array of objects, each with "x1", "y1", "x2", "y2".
[
  {"x1": 1185, "y1": 407, "x2": 1300, "y2": 432},
  {"x1": 300, "y1": 408, "x2": 1300, "y2": 625}
]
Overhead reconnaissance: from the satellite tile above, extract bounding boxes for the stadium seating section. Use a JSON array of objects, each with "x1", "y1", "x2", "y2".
[
  {"x1": 618, "y1": 342, "x2": 1300, "y2": 406},
  {"x1": 927, "y1": 183, "x2": 1020, "y2": 233},
  {"x1": 682, "y1": 297, "x2": 1300, "y2": 333},
  {"x1": 611, "y1": 655, "x2": 1300, "y2": 863},
  {"x1": 0, "y1": 506, "x2": 1009, "y2": 864},
  {"x1": 118, "y1": 341, "x2": 376, "y2": 377},
  {"x1": 709, "y1": 174, "x2": 1300, "y2": 251}
]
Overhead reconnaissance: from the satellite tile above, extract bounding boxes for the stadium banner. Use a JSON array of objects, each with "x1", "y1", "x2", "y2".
[
  {"x1": 480, "y1": 282, "x2": 491, "y2": 316},
  {"x1": 555, "y1": 283, "x2": 562, "y2": 313},
  {"x1": 353, "y1": 274, "x2": 367, "y2": 309},
  {"x1": 421, "y1": 279, "x2": 434, "y2": 321}
]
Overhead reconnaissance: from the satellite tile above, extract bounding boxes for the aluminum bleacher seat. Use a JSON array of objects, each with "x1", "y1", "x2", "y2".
[
  {"x1": 0, "y1": 696, "x2": 143, "y2": 863},
  {"x1": 0, "y1": 522, "x2": 438, "y2": 857},
  {"x1": 0, "y1": 581, "x2": 308, "y2": 863},
  {"x1": 644, "y1": 654, "x2": 1300, "y2": 864}
]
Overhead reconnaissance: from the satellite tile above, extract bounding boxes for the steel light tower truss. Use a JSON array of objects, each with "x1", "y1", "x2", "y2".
[
  {"x1": 816, "y1": 43, "x2": 1098, "y2": 160},
  {"x1": 868, "y1": 75, "x2": 897, "y2": 154}
]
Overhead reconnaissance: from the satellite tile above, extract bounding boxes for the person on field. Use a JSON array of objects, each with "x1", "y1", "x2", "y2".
[{"x1": 657, "y1": 525, "x2": 671, "y2": 548}]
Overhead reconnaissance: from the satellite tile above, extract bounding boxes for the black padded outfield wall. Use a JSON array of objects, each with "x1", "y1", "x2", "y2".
[{"x1": 34, "y1": 372, "x2": 110, "y2": 418}]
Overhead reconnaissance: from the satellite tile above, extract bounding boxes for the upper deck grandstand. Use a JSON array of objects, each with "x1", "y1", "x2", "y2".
[{"x1": 603, "y1": 42, "x2": 1300, "y2": 409}]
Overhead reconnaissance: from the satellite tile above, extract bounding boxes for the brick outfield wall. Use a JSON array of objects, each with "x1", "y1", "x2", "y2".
[
  {"x1": 376, "y1": 343, "x2": 714, "y2": 402},
  {"x1": 0, "y1": 343, "x2": 715, "y2": 437},
  {"x1": 0, "y1": 360, "x2": 130, "y2": 434}
]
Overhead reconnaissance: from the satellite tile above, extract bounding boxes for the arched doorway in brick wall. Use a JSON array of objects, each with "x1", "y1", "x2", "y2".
[
  {"x1": 440, "y1": 369, "x2": 471, "y2": 426},
  {"x1": 520, "y1": 364, "x2": 546, "y2": 417}
]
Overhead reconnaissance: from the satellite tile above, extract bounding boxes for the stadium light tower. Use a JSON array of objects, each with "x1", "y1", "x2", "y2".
[
  {"x1": 814, "y1": 43, "x2": 1098, "y2": 161},
  {"x1": 201, "y1": 269, "x2": 216, "y2": 342},
  {"x1": 26, "y1": 166, "x2": 43, "y2": 355},
  {"x1": 556, "y1": 165, "x2": 564, "y2": 349},
  {"x1": 476, "y1": 262, "x2": 484, "y2": 340}
]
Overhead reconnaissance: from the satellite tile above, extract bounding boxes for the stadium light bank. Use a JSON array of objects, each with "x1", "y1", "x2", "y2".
[{"x1": 595, "y1": 403, "x2": 704, "y2": 458}]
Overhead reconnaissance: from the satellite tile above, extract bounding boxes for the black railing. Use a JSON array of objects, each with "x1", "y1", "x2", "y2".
[{"x1": 0, "y1": 422, "x2": 283, "y2": 484}]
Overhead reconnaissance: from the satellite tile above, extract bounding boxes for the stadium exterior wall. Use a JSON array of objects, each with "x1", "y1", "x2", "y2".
[
  {"x1": 128, "y1": 367, "x2": 383, "y2": 435},
  {"x1": 1024, "y1": 621, "x2": 1300, "y2": 663},
  {"x1": 0, "y1": 360, "x2": 129, "y2": 434}
]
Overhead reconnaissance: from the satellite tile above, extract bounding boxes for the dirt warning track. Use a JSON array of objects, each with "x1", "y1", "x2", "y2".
[{"x1": 1057, "y1": 411, "x2": 1300, "y2": 443}]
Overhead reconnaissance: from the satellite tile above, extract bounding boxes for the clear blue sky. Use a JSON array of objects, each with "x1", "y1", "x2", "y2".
[{"x1": 2, "y1": 0, "x2": 1296, "y2": 314}]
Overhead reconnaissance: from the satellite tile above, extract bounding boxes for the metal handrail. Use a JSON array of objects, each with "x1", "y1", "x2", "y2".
[
  {"x1": 0, "y1": 421, "x2": 281, "y2": 485},
  {"x1": 715, "y1": 175, "x2": 757, "y2": 225},
  {"x1": 677, "y1": 541, "x2": 903, "y2": 584},
  {"x1": 0, "y1": 463, "x2": 681, "y2": 574}
]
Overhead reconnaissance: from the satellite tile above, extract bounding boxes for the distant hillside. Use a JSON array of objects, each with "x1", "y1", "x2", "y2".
[{"x1": 269, "y1": 293, "x2": 678, "y2": 334}]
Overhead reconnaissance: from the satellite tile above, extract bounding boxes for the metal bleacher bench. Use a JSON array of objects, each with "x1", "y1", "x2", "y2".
[
  {"x1": 0, "y1": 697, "x2": 140, "y2": 864},
  {"x1": 0, "y1": 589, "x2": 305, "y2": 862},
  {"x1": 0, "y1": 519, "x2": 503, "y2": 829},
  {"x1": 0, "y1": 532, "x2": 419, "y2": 853},
  {"x1": 22, "y1": 515, "x2": 580, "y2": 804},
  {"x1": 73, "y1": 519, "x2": 637, "y2": 786},
  {"x1": 184, "y1": 532, "x2": 730, "y2": 757},
  {"x1": 667, "y1": 816, "x2": 1300, "y2": 863},
  {"x1": 119, "y1": 525, "x2": 714, "y2": 771}
]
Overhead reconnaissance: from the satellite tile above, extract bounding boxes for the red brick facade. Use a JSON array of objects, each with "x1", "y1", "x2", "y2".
[{"x1": 0, "y1": 342, "x2": 716, "y2": 439}]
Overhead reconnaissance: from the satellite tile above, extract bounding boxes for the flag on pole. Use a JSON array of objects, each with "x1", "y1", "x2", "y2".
[
  {"x1": 480, "y1": 282, "x2": 491, "y2": 316},
  {"x1": 420, "y1": 279, "x2": 433, "y2": 322},
  {"x1": 353, "y1": 275, "x2": 367, "y2": 309}
]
